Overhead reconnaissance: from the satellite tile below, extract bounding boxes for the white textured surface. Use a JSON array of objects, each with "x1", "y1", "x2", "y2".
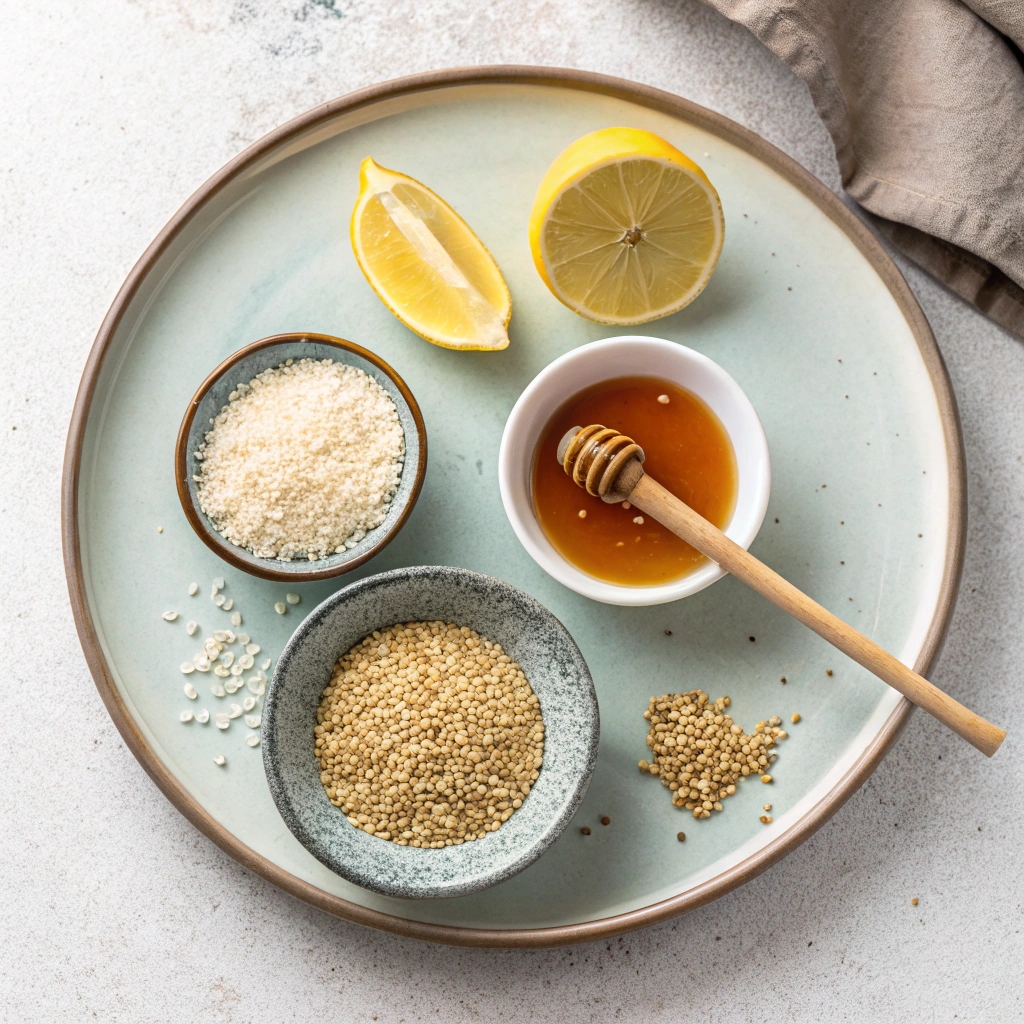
[{"x1": 1, "y1": 0, "x2": 1022, "y2": 1019}]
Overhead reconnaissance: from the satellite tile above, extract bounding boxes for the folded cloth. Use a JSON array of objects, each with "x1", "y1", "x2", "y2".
[{"x1": 701, "y1": 0, "x2": 1024, "y2": 338}]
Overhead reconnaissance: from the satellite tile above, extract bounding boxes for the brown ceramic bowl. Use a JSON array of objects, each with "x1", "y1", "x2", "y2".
[{"x1": 174, "y1": 332, "x2": 427, "y2": 582}]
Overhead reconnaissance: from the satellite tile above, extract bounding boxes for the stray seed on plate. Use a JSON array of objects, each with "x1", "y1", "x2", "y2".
[
  {"x1": 220, "y1": 651, "x2": 234, "y2": 667},
  {"x1": 255, "y1": 680, "x2": 265, "y2": 696},
  {"x1": 286, "y1": 593, "x2": 300, "y2": 605},
  {"x1": 245, "y1": 644, "x2": 260, "y2": 656},
  {"x1": 210, "y1": 585, "x2": 219, "y2": 599},
  {"x1": 213, "y1": 664, "x2": 230, "y2": 678},
  {"x1": 763, "y1": 803, "x2": 772, "y2": 811},
  {"x1": 188, "y1": 582, "x2": 199, "y2": 596},
  {"x1": 245, "y1": 734, "x2": 260, "y2": 747},
  {"x1": 274, "y1": 602, "x2": 287, "y2": 615},
  {"x1": 633, "y1": 516, "x2": 644, "y2": 525},
  {"x1": 246, "y1": 677, "x2": 261, "y2": 694},
  {"x1": 911, "y1": 897, "x2": 919, "y2": 906},
  {"x1": 162, "y1": 611, "x2": 178, "y2": 622},
  {"x1": 228, "y1": 703, "x2": 243, "y2": 719},
  {"x1": 180, "y1": 710, "x2": 193, "y2": 723},
  {"x1": 224, "y1": 630, "x2": 236, "y2": 644},
  {"x1": 222, "y1": 599, "x2": 234, "y2": 611},
  {"x1": 761, "y1": 774, "x2": 773, "y2": 784},
  {"x1": 239, "y1": 654, "x2": 254, "y2": 670},
  {"x1": 213, "y1": 630, "x2": 228, "y2": 642},
  {"x1": 242, "y1": 695, "x2": 257, "y2": 711},
  {"x1": 579, "y1": 827, "x2": 591, "y2": 835},
  {"x1": 213, "y1": 754, "x2": 226, "y2": 766},
  {"x1": 211, "y1": 684, "x2": 225, "y2": 698},
  {"x1": 213, "y1": 577, "x2": 225, "y2": 590},
  {"x1": 185, "y1": 620, "x2": 198, "y2": 635},
  {"x1": 759, "y1": 814, "x2": 773, "y2": 824},
  {"x1": 657, "y1": 394, "x2": 670, "y2": 404},
  {"x1": 180, "y1": 662, "x2": 195, "y2": 675},
  {"x1": 224, "y1": 681, "x2": 239, "y2": 694},
  {"x1": 184, "y1": 683, "x2": 198, "y2": 700},
  {"x1": 600, "y1": 816, "x2": 610, "y2": 826},
  {"x1": 215, "y1": 713, "x2": 230, "y2": 730},
  {"x1": 231, "y1": 612, "x2": 241, "y2": 626},
  {"x1": 230, "y1": 664, "x2": 243, "y2": 676},
  {"x1": 677, "y1": 831, "x2": 686, "y2": 842},
  {"x1": 791, "y1": 713, "x2": 801, "y2": 723},
  {"x1": 237, "y1": 632, "x2": 250, "y2": 645},
  {"x1": 578, "y1": 509, "x2": 587, "y2": 518},
  {"x1": 194, "y1": 656, "x2": 210, "y2": 672},
  {"x1": 622, "y1": 501, "x2": 631, "y2": 509},
  {"x1": 157, "y1": 526, "x2": 163, "y2": 533},
  {"x1": 213, "y1": 594, "x2": 225, "y2": 607},
  {"x1": 261, "y1": 659, "x2": 271, "y2": 671},
  {"x1": 244, "y1": 714, "x2": 261, "y2": 729},
  {"x1": 195, "y1": 709, "x2": 210, "y2": 724}
]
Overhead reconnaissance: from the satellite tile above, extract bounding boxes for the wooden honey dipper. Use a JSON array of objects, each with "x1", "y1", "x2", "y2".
[{"x1": 557, "y1": 424, "x2": 1006, "y2": 756}]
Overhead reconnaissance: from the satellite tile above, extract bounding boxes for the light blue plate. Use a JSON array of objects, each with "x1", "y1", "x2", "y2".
[{"x1": 64, "y1": 69, "x2": 963, "y2": 945}]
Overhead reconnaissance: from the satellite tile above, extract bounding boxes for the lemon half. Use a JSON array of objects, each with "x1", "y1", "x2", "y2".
[
  {"x1": 351, "y1": 158, "x2": 511, "y2": 351},
  {"x1": 529, "y1": 128, "x2": 724, "y2": 325}
]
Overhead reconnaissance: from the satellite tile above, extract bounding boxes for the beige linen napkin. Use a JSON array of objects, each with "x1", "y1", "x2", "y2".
[{"x1": 701, "y1": 0, "x2": 1024, "y2": 338}]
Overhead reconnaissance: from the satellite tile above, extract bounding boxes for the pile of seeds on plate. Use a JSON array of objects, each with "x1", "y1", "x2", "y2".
[
  {"x1": 315, "y1": 621, "x2": 544, "y2": 848},
  {"x1": 192, "y1": 358, "x2": 405, "y2": 562},
  {"x1": 638, "y1": 690, "x2": 787, "y2": 819},
  {"x1": 163, "y1": 577, "x2": 300, "y2": 766}
]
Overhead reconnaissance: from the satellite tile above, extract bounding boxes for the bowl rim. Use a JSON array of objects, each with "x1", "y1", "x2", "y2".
[
  {"x1": 498, "y1": 335, "x2": 771, "y2": 605},
  {"x1": 262, "y1": 564, "x2": 600, "y2": 899},
  {"x1": 174, "y1": 331, "x2": 428, "y2": 583}
]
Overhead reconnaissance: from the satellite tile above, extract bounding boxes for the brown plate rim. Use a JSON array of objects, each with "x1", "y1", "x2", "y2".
[
  {"x1": 62, "y1": 65, "x2": 966, "y2": 948},
  {"x1": 173, "y1": 331, "x2": 428, "y2": 583}
]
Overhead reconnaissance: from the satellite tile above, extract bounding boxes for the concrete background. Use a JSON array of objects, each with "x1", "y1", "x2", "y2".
[{"x1": 2, "y1": 0, "x2": 1022, "y2": 1020}]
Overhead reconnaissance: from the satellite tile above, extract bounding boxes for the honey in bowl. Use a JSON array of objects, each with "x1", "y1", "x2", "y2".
[{"x1": 532, "y1": 376, "x2": 738, "y2": 586}]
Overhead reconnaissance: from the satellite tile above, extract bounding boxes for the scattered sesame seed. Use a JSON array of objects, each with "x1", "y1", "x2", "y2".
[
  {"x1": 179, "y1": 710, "x2": 193, "y2": 723},
  {"x1": 245, "y1": 734, "x2": 260, "y2": 748},
  {"x1": 231, "y1": 611, "x2": 242, "y2": 626},
  {"x1": 657, "y1": 394, "x2": 670, "y2": 404},
  {"x1": 213, "y1": 594, "x2": 226, "y2": 607},
  {"x1": 759, "y1": 814, "x2": 773, "y2": 824},
  {"x1": 244, "y1": 714, "x2": 261, "y2": 729},
  {"x1": 213, "y1": 577, "x2": 225, "y2": 590},
  {"x1": 763, "y1": 803, "x2": 772, "y2": 811},
  {"x1": 633, "y1": 516, "x2": 644, "y2": 525},
  {"x1": 213, "y1": 754, "x2": 226, "y2": 766},
  {"x1": 186, "y1": 620, "x2": 198, "y2": 635},
  {"x1": 211, "y1": 684, "x2": 225, "y2": 698},
  {"x1": 600, "y1": 816, "x2": 610, "y2": 826},
  {"x1": 791, "y1": 713, "x2": 801, "y2": 723},
  {"x1": 162, "y1": 611, "x2": 178, "y2": 622},
  {"x1": 242, "y1": 695, "x2": 257, "y2": 711},
  {"x1": 578, "y1": 509, "x2": 587, "y2": 518},
  {"x1": 188, "y1": 582, "x2": 199, "y2": 596},
  {"x1": 761, "y1": 774, "x2": 773, "y2": 783},
  {"x1": 184, "y1": 683, "x2": 198, "y2": 700},
  {"x1": 195, "y1": 709, "x2": 210, "y2": 724},
  {"x1": 826, "y1": 669, "x2": 833, "y2": 677},
  {"x1": 580, "y1": 827, "x2": 591, "y2": 835},
  {"x1": 180, "y1": 662, "x2": 195, "y2": 675},
  {"x1": 261, "y1": 658, "x2": 271, "y2": 671},
  {"x1": 911, "y1": 897, "x2": 919, "y2": 906},
  {"x1": 222, "y1": 598, "x2": 234, "y2": 611},
  {"x1": 215, "y1": 713, "x2": 230, "y2": 730},
  {"x1": 157, "y1": 526, "x2": 163, "y2": 533},
  {"x1": 286, "y1": 593, "x2": 300, "y2": 605},
  {"x1": 274, "y1": 602, "x2": 287, "y2": 615},
  {"x1": 622, "y1": 501, "x2": 631, "y2": 510}
]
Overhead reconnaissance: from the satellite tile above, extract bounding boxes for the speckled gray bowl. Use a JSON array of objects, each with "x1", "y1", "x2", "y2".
[
  {"x1": 262, "y1": 565, "x2": 599, "y2": 899},
  {"x1": 175, "y1": 332, "x2": 427, "y2": 583}
]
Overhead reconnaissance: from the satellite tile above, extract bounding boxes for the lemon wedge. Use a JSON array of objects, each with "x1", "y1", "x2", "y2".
[
  {"x1": 351, "y1": 158, "x2": 511, "y2": 351},
  {"x1": 528, "y1": 128, "x2": 724, "y2": 325}
]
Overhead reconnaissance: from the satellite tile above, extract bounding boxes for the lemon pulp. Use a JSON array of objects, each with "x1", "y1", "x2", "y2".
[
  {"x1": 351, "y1": 158, "x2": 511, "y2": 351},
  {"x1": 529, "y1": 128, "x2": 724, "y2": 325}
]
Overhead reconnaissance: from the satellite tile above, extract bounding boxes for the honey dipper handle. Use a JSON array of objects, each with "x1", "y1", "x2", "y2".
[{"x1": 629, "y1": 473, "x2": 1006, "y2": 757}]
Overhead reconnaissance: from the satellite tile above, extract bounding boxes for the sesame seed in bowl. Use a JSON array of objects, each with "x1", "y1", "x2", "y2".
[{"x1": 175, "y1": 333, "x2": 427, "y2": 583}]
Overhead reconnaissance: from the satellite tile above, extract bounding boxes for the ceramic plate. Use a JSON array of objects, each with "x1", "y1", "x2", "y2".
[{"x1": 64, "y1": 68, "x2": 964, "y2": 947}]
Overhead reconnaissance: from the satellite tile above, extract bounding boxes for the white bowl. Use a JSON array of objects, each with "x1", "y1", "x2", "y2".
[{"x1": 498, "y1": 336, "x2": 771, "y2": 606}]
